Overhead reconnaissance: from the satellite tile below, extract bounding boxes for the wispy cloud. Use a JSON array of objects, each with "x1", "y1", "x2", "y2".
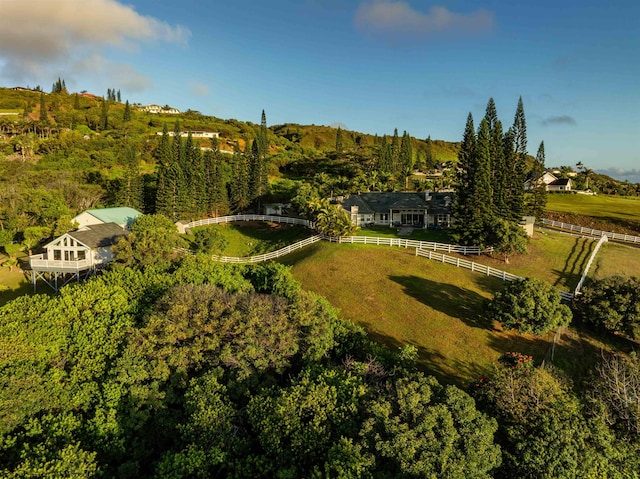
[
  {"x1": 596, "y1": 168, "x2": 640, "y2": 184},
  {"x1": 541, "y1": 115, "x2": 577, "y2": 126},
  {"x1": 0, "y1": 0, "x2": 189, "y2": 87},
  {"x1": 355, "y1": 1, "x2": 495, "y2": 40},
  {"x1": 190, "y1": 82, "x2": 210, "y2": 97}
]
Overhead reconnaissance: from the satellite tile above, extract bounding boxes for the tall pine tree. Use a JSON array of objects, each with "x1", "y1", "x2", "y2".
[
  {"x1": 527, "y1": 141, "x2": 547, "y2": 220},
  {"x1": 509, "y1": 97, "x2": 528, "y2": 221},
  {"x1": 399, "y1": 131, "x2": 414, "y2": 189},
  {"x1": 118, "y1": 144, "x2": 143, "y2": 210},
  {"x1": 452, "y1": 113, "x2": 477, "y2": 245}
]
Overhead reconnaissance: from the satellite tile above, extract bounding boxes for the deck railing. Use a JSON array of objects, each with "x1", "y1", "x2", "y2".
[{"x1": 29, "y1": 254, "x2": 92, "y2": 271}]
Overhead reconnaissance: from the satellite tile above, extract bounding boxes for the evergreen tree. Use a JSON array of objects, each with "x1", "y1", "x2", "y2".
[
  {"x1": 70, "y1": 114, "x2": 77, "y2": 130},
  {"x1": 100, "y1": 99, "x2": 109, "y2": 130},
  {"x1": 39, "y1": 93, "x2": 48, "y2": 123},
  {"x1": 391, "y1": 128, "x2": 400, "y2": 175},
  {"x1": 491, "y1": 119, "x2": 508, "y2": 219},
  {"x1": 527, "y1": 141, "x2": 547, "y2": 219},
  {"x1": 335, "y1": 127, "x2": 343, "y2": 154},
  {"x1": 118, "y1": 144, "x2": 143, "y2": 210},
  {"x1": 117, "y1": 90, "x2": 122, "y2": 103},
  {"x1": 107, "y1": 88, "x2": 112, "y2": 101},
  {"x1": 509, "y1": 97, "x2": 528, "y2": 221},
  {"x1": 399, "y1": 131, "x2": 413, "y2": 189},
  {"x1": 473, "y1": 118, "x2": 493, "y2": 229},
  {"x1": 204, "y1": 142, "x2": 228, "y2": 216},
  {"x1": 123, "y1": 100, "x2": 131, "y2": 122},
  {"x1": 452, "y1": 113, "x2": 476, "y2": 244},
  {"x1": 155, "y1": 123, "x2": 174, "y2": 217},
  {"x1": 425, "y1": 135, "x2": 435, "y2": 169},
  {"x1": 180, "y1": 131, "x2": 199, "y2": 216},
  {"x1": 73, "y1": 93, "x2": 80, "y2": 110},
  {"x1": 229, "y1": 142, "x2": 249, "y2": 212},
  {"x1": 378, "y1": 135, "x2": 392, "y2": 174}
]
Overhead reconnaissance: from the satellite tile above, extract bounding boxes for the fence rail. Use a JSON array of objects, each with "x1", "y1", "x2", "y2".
[
  {"x1": 29, "y1": 254, "x2": 93, "y2": 271},
  {"x1": 211, "y1": 235, "x2": 323, "y2": 263},
  {"x1": 541, "y1": 219, "x2": 640, "y2": 244},
  {"x1": 184, "y1": 215, "x2": 314, "y2": 230},
  {"x1": 327, "y1": 235, "x2": 490, "y2": 255},
  {"x1": 415, "y1": 249, "x2": 574, "y2": 302}
]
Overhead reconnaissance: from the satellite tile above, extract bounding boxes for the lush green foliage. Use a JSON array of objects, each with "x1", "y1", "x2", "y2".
[
  {"x1": 576, "y1": 276, "x2": 640, "y2": 339},
  {"x1": 0, "y1": 259, "x2": 501, "y2": 477},
  {"x1": 486, "y1": 278, "x2": 572, "y2": 335},
  {"x1": 472, "y1": 353, "x2": 637, "y2": 478}
]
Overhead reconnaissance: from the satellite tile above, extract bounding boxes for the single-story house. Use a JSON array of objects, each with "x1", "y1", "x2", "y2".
[
  {"x1": 547, "y1": 178, "x2": 573, "y2": 192},
  {"x1": 72, "y1": 207, "x2": 142, "y2": 229},
  {"x1": 339, "y1": 192, "x2": 453, "y2": 229}
]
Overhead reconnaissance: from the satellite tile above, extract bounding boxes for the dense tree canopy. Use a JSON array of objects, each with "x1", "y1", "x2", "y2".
[
  {"x1": 576, "y1": 276, "x2": 640, "y2": 340},
  {"x1": 0, "y1": 259, "x2": 501, "y2": 478},
  {"x1": 486, "y1": 278, "x2": 572, "y2": 335}
]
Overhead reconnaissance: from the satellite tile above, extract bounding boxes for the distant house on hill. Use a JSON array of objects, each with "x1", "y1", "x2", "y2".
[
  {"x1": 72, "y1": 207, "x2": 142, "y2": 229},
  {"x1": 339, "y1": 191, "x2": 453, "y2": 229},
  {"x1": 524, "y1": 171, "x2": 558, "y2": 191},
  {"x1": 156, "y1": 130, "x2": 219, "y2": 139},
  {"x1": 546, "y1": 178, "x2": 573, "y2": 192},
  {"x1": 140, "y1": 104, "x2": 181, "y2": 114}
]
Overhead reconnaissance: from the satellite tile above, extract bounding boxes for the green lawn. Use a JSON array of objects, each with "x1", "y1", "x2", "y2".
[
  {"x1": 0, "y1": 264, "x2": 33, "y2": 307},
  {"x1": 357, "y1": 225, "x2": 453, "y2": 243},
  {"x1": 280, "y1": 242, "x2": 558, "y2": 385},
  {"x1": 277, "y1": 226, "x2": 639, "y2": 385},
  {"x1": 545, "y1": 193, "x2": 640, "y2": 233},
  {"x1": 189, "y1": 222, "x2": 314, "y2": 257}
]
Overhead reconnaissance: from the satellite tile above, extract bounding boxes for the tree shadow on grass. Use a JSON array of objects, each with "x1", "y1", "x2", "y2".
[
  {"x1": 554, "y1": 237, "x2": 594, "y2": 289},
  {"x1": 388, "y1": 274, "x2": 493, "y2": 330},
  {"x1": 364, "y1": 327, "x2": 485, "y2": 387}
]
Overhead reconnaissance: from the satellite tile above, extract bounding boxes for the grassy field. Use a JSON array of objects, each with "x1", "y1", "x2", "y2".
[
  {"x1": 545, "y1": 193, "x2": 640, "y2": 234},
  {"x1": 188, "y1": 222, "x2": 314, "y2": 257},
  {"x1": 280, "y1": 242, "x2": 588, "y2": 385},
  {"x1": 0, "y1": 264, "x2": 32, "y2": 307}
]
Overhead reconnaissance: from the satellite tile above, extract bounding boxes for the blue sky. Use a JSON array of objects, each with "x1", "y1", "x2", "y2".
[{"x1": 1, "y1": 0, "x2": 638, "y2": 182}]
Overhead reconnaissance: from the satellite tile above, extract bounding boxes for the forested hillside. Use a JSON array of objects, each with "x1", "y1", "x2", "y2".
[{"x1": 2, "y1": 84, "x2": 640, "y2": 477}]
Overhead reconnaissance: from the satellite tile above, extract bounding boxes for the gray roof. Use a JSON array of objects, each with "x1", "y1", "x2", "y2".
[
  {"x1": 341, "y1": 192, "x2": 430, "y2": 213},
  {"x1": 548, "y1": 178, "x2": 571, "y2": 186},
  {"x1": 69, "y1": 223, "x2": 126, "y2": 248},
  {"x1": 341, "y1": 192, "x2": 453, "y2": 214}
]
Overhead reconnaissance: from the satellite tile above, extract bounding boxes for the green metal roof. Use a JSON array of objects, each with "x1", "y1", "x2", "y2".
[{"x1": 84, "y1": 207, "x2": 142, "y2": 226}]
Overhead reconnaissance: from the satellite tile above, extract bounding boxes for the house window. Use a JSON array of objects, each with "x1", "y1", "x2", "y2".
[
  {"x1": 77, "y1": 250, "x2": 86, "y2": 261},
  {"x1": 53, "y1": 249, "x2": 61, "y2": 261},
  {"x1": 380, "y1": 213, "x2": 389, "y2": 221}
]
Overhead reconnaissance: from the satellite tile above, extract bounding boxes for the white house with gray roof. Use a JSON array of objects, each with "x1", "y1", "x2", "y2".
[
  {"x1": 339, "y1": 192, "x2": 453, "y2": 229},
  {"x1": 29, "y1": 211, "x2": 138, "y2": 290}
]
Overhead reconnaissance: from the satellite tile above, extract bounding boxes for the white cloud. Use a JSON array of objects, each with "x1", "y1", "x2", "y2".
[
  {"x1": 596, "y1": 168, "x2": 640, "y2": 184},
  {"x1": 0, "y1": 0, "x2": 189, "y2": 85},
  {"x1": 355, "y1": 1, "x2": 494, "y2": 38},
  {"x1": 74, "y1": 54, "x2": 152, "y2": 92},
  {"x1": 190, "y1": 82, "x2": 210, "y2": 97}
]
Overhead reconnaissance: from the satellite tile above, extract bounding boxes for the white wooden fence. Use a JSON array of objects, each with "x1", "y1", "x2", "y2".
[
  {"x1": 211, "y1": 235, "x2": 323, "y2": 263},
  {"x1": 183, "y1": 215, "x2": 574, "y2": 300},
  {"x1": 541, "y1": 219, "x2": 640, "y2": 244},
  {"x1": 326, "y1": 235, "x2": 490, "y2": 255},
  {"x1": 574, "y1": 235, "x2": 608, "y2": 296},
  {"x1": 184, "y1": 215, "x2": 314, "y2": 230},
  {"x1": 415, "y1": 249, "x2": 574, "y2": 302}
]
